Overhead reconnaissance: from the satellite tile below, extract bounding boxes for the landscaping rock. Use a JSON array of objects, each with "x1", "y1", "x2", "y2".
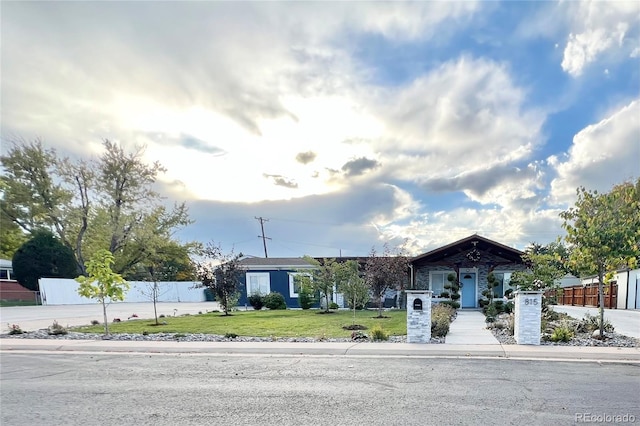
[
  {"x1": 489, "y1": 312, "x2": 639, "y2": 348},
  {"x1": 1, "y1": 330, "x2": 448, "y2": 343}
]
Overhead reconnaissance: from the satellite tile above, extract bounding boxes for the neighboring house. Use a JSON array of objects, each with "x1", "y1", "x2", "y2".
[
  {"x1": 0, "y1": 259, "x2": 15, "y2": 281},
  {"x1": 238, "y1": 257, "x2": 318, "y2": 308},
  {"x1": 0, "y1": 258, "x2": 37, "y2": 302},
  {"x1": 411, "y1": 235, "x2": 527, "y2": 308},
  {"x1": 557, "y1": 274, "x2": 581, "y2": 288},
  {"x1": 579, "y1": 268, "x2": 640, "y2": 310}
]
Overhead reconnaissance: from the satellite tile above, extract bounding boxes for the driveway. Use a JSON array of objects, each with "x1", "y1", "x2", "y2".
[
  {"x1": 0, "y1": 302, "x2": 221, "y2": 333},
  {"x1": 552, "y1": 305, "x2": 640, "y2": 338}
]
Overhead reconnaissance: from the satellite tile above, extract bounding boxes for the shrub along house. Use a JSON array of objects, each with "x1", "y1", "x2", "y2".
[{"x1": 411, "y1": 235, "x2": 527, "y2": 308}]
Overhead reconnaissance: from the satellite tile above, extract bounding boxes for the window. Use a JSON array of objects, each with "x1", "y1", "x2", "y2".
[
  {"x1": 0, "y1": 269, "x2": 9, "y2": 280},
  {"x1": 288, "y1": 272, "x2": 311, "y2": 298},
  {"x1": 246, "y1": 272, "x2": 270, "y2": 296},
  {"x1": 492, "y1": 272, "x2": 512, "y2": 297},
  {"x1": 429, "y1": 271, "x2": 453, "y2": 297}
]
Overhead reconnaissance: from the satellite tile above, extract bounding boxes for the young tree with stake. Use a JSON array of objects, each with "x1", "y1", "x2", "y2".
[{"x1": 76, "y1": 249, "x2": 129, "y2": 335}]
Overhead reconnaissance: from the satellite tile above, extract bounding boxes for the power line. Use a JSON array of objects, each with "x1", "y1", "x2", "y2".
[{"x1": 255, "y1": 216, "x2": 271, "y2": 258}]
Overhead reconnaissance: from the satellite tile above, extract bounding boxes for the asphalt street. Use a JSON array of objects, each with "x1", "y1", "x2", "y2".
[{"x1": 2, "y1": 352, "x2": 639, "y2": 426}]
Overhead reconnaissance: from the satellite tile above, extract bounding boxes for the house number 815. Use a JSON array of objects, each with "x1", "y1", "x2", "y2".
[{"x1": 524, "y1": 298, "x2": 538, "y2": 306}]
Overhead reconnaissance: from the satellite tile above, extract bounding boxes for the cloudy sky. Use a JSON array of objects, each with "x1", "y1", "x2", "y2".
[{"x1": 2, "y1": 1, "x2": 639, "y2": 258}]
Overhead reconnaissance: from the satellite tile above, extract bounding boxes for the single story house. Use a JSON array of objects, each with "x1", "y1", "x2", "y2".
[
  {"x1": 411, "y1": 234, "x2": 527, "y2": 308},
  {"x1": 237, "y1": 234, "x2": 528, "y2": 309}
]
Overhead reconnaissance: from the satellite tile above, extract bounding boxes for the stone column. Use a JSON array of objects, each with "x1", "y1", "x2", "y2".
[
  {"x1": 514, "y1": 291, "x2": 543, "y2": 345},
  {"x1": 406, "y1": 290, "x2": 432, "y2": 343}
]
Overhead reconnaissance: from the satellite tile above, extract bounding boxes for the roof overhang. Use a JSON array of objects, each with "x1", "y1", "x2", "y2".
[{"x1": 411, "y1": 234, "x2": 524, "y2": 265}]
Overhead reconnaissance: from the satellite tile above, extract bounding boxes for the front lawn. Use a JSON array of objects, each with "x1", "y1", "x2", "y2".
[{"x1": 73, "y1": 309, "x2": 407, "y2": 338}]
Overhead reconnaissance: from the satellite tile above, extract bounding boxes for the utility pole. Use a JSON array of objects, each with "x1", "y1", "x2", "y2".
[{"x1": 255, "y1": 216, "x2": 271, "y2": 258}]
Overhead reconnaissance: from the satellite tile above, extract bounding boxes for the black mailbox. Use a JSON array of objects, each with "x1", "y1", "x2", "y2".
[{"x1": 413, "y1": 298, "x2": 423, "y2": 311}]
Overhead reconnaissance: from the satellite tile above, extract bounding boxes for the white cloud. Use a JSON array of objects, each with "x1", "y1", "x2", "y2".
[
  {"x1": 368, "y1": 56, "x2": 545, "y2": 198},
  {"x1": 1, "y1": 2, "x2": 482, "y2": 203},
  {"x1": 549, "y1": 99, "x2": 640, "y2": 204},
  {"x1": 376, "y1": 204, "x2": 563, "y2": 254},
  {"x1": 561, "y1": 1, "x2": 639, "y2": 76}
]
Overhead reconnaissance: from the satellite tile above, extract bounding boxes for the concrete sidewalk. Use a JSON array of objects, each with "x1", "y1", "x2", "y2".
[
  {"x1": 1, "y1": 338, "x2": 639, "y2": 362},
  {"x1": 445, "y1": 310, "x2": 499, "y2": 344},
  {"x1": 552, "y1": 305, "x2": 640, "y2": 338}
]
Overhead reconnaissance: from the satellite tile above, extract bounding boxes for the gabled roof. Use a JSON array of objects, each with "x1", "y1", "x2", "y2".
[
  {"x1": 239, "y1": 257, "x2": 315, "y2": 270},
  {"x1": 412, "y1": 234, "x2": 524, "y2": 265}
]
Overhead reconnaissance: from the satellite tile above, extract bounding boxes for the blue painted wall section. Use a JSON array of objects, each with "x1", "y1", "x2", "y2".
[{"x1": 238, "y1": 269, "x2": 296, "y2": 308}]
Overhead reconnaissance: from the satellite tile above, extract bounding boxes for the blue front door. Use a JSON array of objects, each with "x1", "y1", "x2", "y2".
[{"x1": 460, "y1": 273, "x2": 476, "y2": 308}]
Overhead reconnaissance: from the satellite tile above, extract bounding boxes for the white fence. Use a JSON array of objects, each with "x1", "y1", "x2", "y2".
[{"x1": 38, "y1": 278, "x2": 206, "y2": 305}]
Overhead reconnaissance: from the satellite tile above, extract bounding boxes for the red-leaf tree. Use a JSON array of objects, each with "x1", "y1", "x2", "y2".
[
  {"x1": 193, "y1": 243, "x2": 246, "y2": 316},
  {"x1": 364, "y1": 243, "x2": 410, "y2": 318}
]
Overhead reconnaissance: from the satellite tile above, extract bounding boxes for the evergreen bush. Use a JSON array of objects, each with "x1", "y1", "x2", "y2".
[
  {"x1": 248, "y1": 293, "x2": 265, "y2": 310},
  {"x1": 264, "y1": 292, "x2": 287, "y2": 310}
]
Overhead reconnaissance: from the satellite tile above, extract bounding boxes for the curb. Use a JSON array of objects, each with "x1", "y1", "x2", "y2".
[{"x1": 2, "y1": 339, "x2": 639, "y2": 362}]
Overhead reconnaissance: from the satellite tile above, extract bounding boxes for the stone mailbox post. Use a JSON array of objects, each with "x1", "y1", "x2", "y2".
[
  {"x1": 406, "y1": 290, "x2": 432, "y2": 343},
  {"x1": 514, "y1": 291, "x2": 543, "y2": 345}
]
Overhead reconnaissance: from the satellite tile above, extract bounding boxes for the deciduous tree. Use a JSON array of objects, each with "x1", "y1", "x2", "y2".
[
  {"x1": 303, "y1": 256, "x2": 337, "y2": 313},
  {"x1": 194, "y1": 243, "x2": 245, "y2": 315},
  {"x1": 510, "y1": 241, "x2": 573, "y2": 291},
  {"x1": 1, "y1": 139, "x2": 192, "y2": 276},
  {"x1": 364, "y1": 243, "x2": 410, "y2": 318},
  {"x1": 0, "y1": 207, "x2": 26, "y2": 258},
  {"x1": 334, "y1": 259, "x2": 368, "y2": 323},
  {"x1": 76, "y1": 249, "x2": 129, "y2": 335},
  {"x1": 560, "y1": 179, "x2": 640, "y2": 337}
]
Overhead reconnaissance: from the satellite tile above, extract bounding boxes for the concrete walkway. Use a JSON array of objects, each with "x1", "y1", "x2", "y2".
[
  {"x1": 551, "y1": 305, "x2": 640, "y2": 338},
  {"x1": 445, "y1": 310, "x2": 499, "y2": 344}
]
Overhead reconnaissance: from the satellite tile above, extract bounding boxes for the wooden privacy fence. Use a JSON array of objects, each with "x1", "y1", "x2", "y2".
[{"x1": 546, "y1": 283, "x2": 617, "y2": 309}]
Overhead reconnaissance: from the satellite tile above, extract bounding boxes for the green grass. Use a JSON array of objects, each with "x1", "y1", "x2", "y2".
[
  {"x1": 73, "y1": 309, "x2": 407, "y2": 338},
  {"x1": 0, "y1": 300, "x2": 39, "y2": 307}
]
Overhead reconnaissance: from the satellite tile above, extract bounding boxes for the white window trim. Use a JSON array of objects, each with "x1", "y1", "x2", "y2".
[
  {"x1": 289, "y1": 272, "x2": 312, "y2": 298},
  {"x1": 246, "y1": 272, "x2": 270, "y2": 296}
]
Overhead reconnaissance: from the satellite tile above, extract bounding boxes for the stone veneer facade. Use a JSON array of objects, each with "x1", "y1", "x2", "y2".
[
  {"x1": 413, "y1": 250, "x2": 527, "y2": 307},
  {"x1": 406, "y1": 290, "x2": 432, "y2": 343},
  {"x1": 514, "y1": 291, "x2": 543, "y2": 345}
]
